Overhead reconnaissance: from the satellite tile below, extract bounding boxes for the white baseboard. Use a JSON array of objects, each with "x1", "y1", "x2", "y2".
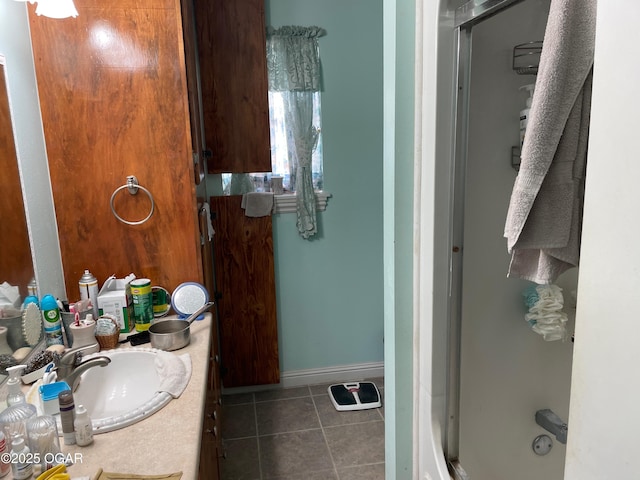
[
  {"x1": 281, "y1": 361, "x2": 384, "y2": 388},
  {"x1": 222, "y1": 361, "x2": 384, "y2": 395}
]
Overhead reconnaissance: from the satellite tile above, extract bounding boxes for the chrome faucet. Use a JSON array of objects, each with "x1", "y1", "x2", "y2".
[
  {"x1": 535, "y1": 409, "x2": 568, "y2": 444},
  {"x1": 56, "y1": 344, "x2": 111, "y2": 391}
]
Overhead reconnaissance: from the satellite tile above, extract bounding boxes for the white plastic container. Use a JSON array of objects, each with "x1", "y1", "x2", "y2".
[
  {"x1": 519, "y1": 83, "x2": 535, "y2": 149},
  {"x1": 74, "y1": 405, "x2": 93, "y2": 446},
  {"x1": 39, "y1": 381, "x2": 71, "y2": 416},
  {"x1": 10, "y1": 435, "x2": 33, "y2": 480}
]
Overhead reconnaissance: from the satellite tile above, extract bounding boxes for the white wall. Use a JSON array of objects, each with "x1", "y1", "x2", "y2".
[{"x1": 565, "y1": 3, "x2": 640, "y2": 478}]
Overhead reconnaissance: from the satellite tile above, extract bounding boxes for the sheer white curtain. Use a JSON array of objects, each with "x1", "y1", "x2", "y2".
[{"x1": 267, "y1": 26, "x2": 325, "y2": 239}]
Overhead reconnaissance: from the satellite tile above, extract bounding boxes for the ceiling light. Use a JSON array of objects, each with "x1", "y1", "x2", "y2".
[{"x1": 34, "y1": 0, "x2": 78, "y2": 19}]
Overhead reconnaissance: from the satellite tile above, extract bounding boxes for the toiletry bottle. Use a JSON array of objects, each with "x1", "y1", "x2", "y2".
[
  {"x1": 22, "y1": 296, "x2": 39, "y2": 309},
  {"x1": 519, "y1": 84, "x2": 535, "y2": 149},
  {"x1": 5, "y1": 365, "x2": 26, "y2": 407},
  {"x1": 74, "y1": 405, "x2": 93, "y2": 446},
  {"x1": 79, "y1": 270, "x2": 99, "y2": 318},
  {"x1": 0, "y1": 431, "x2": 10, "y2": 477},
  {"x1": 58, "y1": 390, "x2": 76, "y2": 445},
  {"x1": 40, "y1": 294, "x2": 64, "y2": 346},
  {"x1": 9, "y1": 434, "x2": 32, "y2": 480},
  {"x1": 27, "y1": 278, "x2": 38, "y2": 298}
]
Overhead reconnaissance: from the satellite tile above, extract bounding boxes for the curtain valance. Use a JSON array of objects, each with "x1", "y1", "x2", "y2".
[{"x1": 267, "y1": 26, "x2": 325, "y2": 92}]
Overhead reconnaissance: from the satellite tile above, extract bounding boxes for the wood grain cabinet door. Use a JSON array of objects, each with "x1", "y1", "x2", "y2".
[
  {"x1": 210, "y1": 196, "x2": 279, "y2": 387},
  {"x1": 28, "y1": 0, "x2": 203, "y2": 298},
  {"x1": 194, "y1": 0, "x2": 271, "y2": 174}
]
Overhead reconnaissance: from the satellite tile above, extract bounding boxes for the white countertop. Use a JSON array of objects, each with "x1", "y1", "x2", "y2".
[{"x1": 14, "y1": 313, "x2": 212, "y2": 480}]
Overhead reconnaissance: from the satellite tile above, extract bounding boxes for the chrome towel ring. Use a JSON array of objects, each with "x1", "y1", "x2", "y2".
[{"x1": 110, "y1": 175, "x2": 155, "y2": 225}]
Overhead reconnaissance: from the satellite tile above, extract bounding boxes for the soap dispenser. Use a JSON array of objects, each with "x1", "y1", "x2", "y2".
[
  {"x1": 5, "y1": 365, "x2": 26, "y2": 407},
  {"x1": 519, "y1": 83, "x2": 535, "y2": 149}
]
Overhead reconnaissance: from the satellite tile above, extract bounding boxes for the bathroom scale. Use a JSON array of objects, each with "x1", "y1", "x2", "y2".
[{"x1": 327, "y1": 381, "x2": 381, "y2": 411}]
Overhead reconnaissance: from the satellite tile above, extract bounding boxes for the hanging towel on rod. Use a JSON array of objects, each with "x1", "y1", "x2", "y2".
[{"x1": 504, "y1": 0, "x2": 596, "y2": 284}]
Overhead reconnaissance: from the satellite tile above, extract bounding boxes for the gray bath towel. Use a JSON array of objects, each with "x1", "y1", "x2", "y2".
[{"x1": 504, "y1": 0, "x2": 596, "y2": 284}]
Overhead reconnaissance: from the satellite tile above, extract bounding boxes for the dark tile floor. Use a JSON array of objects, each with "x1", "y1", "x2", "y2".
[{"x1": 220, "y1": 378, "x2": 385, "y2": 480}]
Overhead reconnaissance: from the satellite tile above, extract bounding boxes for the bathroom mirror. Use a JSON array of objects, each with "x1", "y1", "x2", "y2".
[
  {"x1": 0, "y1": 57, "x2": 34, "y2": 304},
  {"x1": 0, "y1": 56, "x2": 38, "y2": 383},
  {"x1": 0, "y1": 1, "x2": 66, "y2": 386}
]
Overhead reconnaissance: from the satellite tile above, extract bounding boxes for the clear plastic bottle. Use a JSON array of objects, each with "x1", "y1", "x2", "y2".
[
  {"x1": 5, "y1": 365, "x2": 26, "y2": 407},
  {"x1": 74, "y1": 405, "x2": 93, "y2": 446},
  {"x1": 26, "y1": 415, "x2": 61, "y2": 471},
  {"x1": 9, "y1": 434, "x2": 32, "y2": 480}
]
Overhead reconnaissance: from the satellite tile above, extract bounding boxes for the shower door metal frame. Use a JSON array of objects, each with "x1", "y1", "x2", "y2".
[{"x1": 444, "y1": 0, "x2": 527, "y2": 477}]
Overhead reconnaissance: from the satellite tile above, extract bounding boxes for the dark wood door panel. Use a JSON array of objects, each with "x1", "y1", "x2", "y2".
[
  {"x1": 194, "y1": 0, "x2": 271, "y2": 174},
  {"x1": 210, "y1": 196, "x2": 279, "y2": 387}
]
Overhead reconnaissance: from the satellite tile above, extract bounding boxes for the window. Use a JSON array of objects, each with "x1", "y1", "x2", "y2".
[
  {"x1": 223, "y1": 25, "x2": 328, "y2": 238},
  {"x1": 221, "y1": 91, "x2": 323, "y2": 195},
  {"x1": 268, "y1": 91, "x2": 323, "y2": 192}
]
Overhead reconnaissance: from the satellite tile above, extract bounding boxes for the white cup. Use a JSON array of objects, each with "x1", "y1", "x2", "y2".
[{"x1": 271, "y1": 176, "x2": 284, "y2": 195}]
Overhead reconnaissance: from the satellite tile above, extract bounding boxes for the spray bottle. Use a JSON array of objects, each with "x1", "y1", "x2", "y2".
[
  {"x1": 5, "y1": 365, "x2": 26, "y2": 407},
  {"x1": 40, "y1": 294, "x2": 64, "y2": 346},
  {"x1": 79, "y1": 269, "x2": 99, "y2": 318},
  {"x1": 519, "y1": 84, "x2": 535, "y2": 149}
]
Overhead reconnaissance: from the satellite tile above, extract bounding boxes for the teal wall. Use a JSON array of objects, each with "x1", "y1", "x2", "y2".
[{"x1": 262, "y1": 0, "x2": 385, "y2": 372}]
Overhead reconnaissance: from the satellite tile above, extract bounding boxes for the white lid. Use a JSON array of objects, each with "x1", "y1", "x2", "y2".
[
  {"x1": 76, "y1": 404, "x2": 88, "y2": 416},
  {"x1": 11, "y1": 434, "x2": 24, "y2": 450}
]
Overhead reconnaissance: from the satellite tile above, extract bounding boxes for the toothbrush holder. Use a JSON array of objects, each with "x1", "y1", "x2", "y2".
[
  {"x1": 61, "y1": 309, "x2": 92, "y2": 347},
  {"x1": 67, "y1": 318, "x2": 99, "y2": 354}
]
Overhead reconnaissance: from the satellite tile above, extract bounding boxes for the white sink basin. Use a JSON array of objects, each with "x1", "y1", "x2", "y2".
[
  {"x1": 27, "y1": 347, "x2": 188, "y2": 434},
  {"x1": 75, "y1": 348, "x2": 175, "y2": 433}
]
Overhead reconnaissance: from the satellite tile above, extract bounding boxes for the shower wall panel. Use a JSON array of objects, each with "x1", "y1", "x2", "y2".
[{"x1": 457, "y1": 1, "x2": 576, "y2": 479}]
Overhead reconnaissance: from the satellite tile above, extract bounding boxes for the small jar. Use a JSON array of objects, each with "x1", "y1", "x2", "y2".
[{"x1": 26, "y1": 415, "x2": 61, "y2": 471}]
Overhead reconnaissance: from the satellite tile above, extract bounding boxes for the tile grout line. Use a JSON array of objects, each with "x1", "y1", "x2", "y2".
[
  {"x1": 252, "y1": 393, "x2": 264, "y2": 480},
  {"x1": 309, "y1": 385, "x2": 341, "y2": 479}
]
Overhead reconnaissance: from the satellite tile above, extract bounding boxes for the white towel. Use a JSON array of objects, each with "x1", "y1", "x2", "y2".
[
  {"x1": 241, "y1": 192, "x2": 274, "y2": 217},
  {"x1": 155, "y1": 351, "x2": 192, "y2": 398},
  {"x1": 503, "y1": 0, "x2": 596, "y2": 284},
  {"x1": 202, "y1": 202, "x2": 215, "y2": 240}
]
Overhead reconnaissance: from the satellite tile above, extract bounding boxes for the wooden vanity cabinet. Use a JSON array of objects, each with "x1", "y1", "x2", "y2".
[
  {"x1": 198, "y1": 332, "x2": 223, "y2": 480},
  {"x1": 198, "y1": 204, "x2": 223, "y2": 480}
]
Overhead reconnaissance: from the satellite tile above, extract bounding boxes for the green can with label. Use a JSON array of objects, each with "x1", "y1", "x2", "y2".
[{"x1": 131, "y1": 278, "x2": 153, "y2": 332}]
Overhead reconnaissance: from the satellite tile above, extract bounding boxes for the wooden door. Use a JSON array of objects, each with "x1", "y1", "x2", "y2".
[
  {"x1": 210, "y1": 196, "x2": 279, "y2": 387},
  {"x1": 194, "y1": 0, "x2": 271, "y2": 174},
  {"x1": 181, "y1": 0, "x2": 206, "y2": 185},
  {"x1": 28, "y1": 0, "x2": 203, "y2": 299}
]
